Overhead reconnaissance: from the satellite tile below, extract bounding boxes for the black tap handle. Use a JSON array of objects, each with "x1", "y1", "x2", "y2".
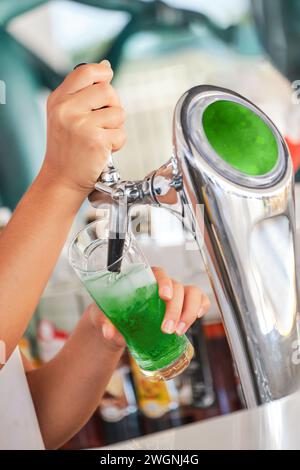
[{"x1": 73, "y1": 62, "x2": 87, "y2": 70}]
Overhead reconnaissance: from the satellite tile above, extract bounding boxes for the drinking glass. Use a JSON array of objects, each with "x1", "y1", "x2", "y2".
[{"x1": 69, "y1": 218, "x2": 194, "y2": 380}]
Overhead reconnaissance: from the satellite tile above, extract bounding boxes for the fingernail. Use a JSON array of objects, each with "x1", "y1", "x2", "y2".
[
  {"x1": 197, "y1": 307, "x2": 204, "y2": 318},
  {"x1": 160, "y1": 286, "x2": 172, "y2": 300},
  {"x1": 162, "y1": 319, "x2": 175, "y2": 334},
  {"x1": 101, "y1": 59, "x2": 111, "y2": 67},
  {"x1": 102, "y1": 323, "x2": 112, "y2": 339},
  {"x1": 176, "y1": 322, "x2": 186, "y2": 336}
]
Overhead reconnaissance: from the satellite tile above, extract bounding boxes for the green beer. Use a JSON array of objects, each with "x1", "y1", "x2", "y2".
[
  {"x1": 84, "y1": 264, "x2": 188, "y2": 372},
  {"x1": 69, "y1": 220, "x2": 194, "y2": 380}
]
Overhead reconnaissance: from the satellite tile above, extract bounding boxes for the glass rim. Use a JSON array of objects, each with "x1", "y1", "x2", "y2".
[{"x1": 68, "y1": 219, "x2": 133, "y2": 275}]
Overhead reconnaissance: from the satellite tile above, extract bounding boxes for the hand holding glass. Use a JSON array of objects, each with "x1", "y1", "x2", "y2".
[{"x1": 69, "y1": 219, "x2": 194, "y2": 380}]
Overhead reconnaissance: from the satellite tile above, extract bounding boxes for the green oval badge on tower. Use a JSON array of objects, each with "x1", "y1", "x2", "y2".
[{"x1": 202, "y1": 100, "x2": 278, "y2": 176}]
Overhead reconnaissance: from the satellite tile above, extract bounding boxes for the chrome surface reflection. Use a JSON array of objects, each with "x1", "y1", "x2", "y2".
[
  {"x1": 103, "y1": 388, "x2": 297, "y2": 450},
  {"x1": 172, "y1": 86, "x2": 300, "y2": 407}
]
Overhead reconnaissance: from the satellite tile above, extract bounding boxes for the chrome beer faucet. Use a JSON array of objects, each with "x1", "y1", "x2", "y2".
[{"x1": 89, "y1": 85, "x2": 300, "y2": 408}]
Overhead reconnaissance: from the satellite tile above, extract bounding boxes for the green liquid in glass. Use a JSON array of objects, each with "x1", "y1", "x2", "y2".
[
  {"x1": 202, "y1": 100, "x2": 278, "y2": 176},
  {"x1": 84, "y1": 265, "x2": 187, "y2": 371}
]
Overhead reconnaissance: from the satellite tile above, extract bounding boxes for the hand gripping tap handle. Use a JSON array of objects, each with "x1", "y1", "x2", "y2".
[{"x1": 73, "y1": 63, "x2": 120, "y2": 188}]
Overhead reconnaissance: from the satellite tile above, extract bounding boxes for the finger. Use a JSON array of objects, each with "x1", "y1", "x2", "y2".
[
  {"x1": 175, "y1": 286, "x2": 206, "y2": 336},
  {"x1": 102, "y1": 322, "x2": 115, "y2": 340},
  {"x1": 197, "y1": 294, "x2": 211, "y2": 319},
  {"x1": 89, "y1": 106, "x2": 126, "y2": 129},
  {"x1": 102, "y1": 320, "x2": 126, "y2": 348},
  {"x1": 162, "y1": 281, "x2": 184, "y2": 334},
  {"x1": 152, "y1": 266, "x2": 173, "y2": 300},
  {"x1": 88, "y1": 303, "x2": 125, "y2": 347},
  {"x1": 105, "y1": 128, "x2": 127, "y2": 152},
  {"x1": 59, "y1": 61, "x2": 113, "y2": 95},
  {"x1": 67, "y1": 82, "x2": 120, "y2": 112},
  {"x1": 86, "y1": 303, "x2": 104, "y2": 327}
]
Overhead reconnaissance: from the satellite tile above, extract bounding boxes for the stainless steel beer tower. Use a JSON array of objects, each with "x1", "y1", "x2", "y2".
[{"x1": 90, "y1": 85, "x2": 300, "y2": 407}]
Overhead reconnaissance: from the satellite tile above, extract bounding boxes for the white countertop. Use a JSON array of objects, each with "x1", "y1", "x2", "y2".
[{"x1": 100, "y1": 390, "x2": 300, "y2": 450}]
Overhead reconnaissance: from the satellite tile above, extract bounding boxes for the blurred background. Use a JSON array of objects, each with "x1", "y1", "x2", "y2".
[{"x1": 1, "y1": 0, "x2": 300, "y2": 449}]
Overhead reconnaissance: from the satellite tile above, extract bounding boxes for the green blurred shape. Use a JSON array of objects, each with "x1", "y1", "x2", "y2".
[
  {"x1": 252, "y1": 0, "x2": 300, "y2": 83},
  {"x1": 0, "y1": 30, "x2": 45, "y2": 208},
  {"x1": 0, "y1": 0, "x2": 47, "y2": 25}
]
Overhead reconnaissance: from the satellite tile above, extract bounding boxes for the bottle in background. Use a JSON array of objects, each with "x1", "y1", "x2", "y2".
[
  {"x1": 187, "y1": 320, "x2": 215, "y2": 408},
  {"x1": 99, "y1": 363, "x2": 137, "y2": 423},
  {"x1": 130, "y1": 356, "x2": 179, "y2": 419}
]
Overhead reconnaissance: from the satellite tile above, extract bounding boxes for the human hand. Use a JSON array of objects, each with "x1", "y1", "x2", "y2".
[
  {"x1": 87, "y1": 266, "x2": 210, "y2": 350},
  {"x1": 42, "y1": 60, "x2": 126, "y2": 196}
]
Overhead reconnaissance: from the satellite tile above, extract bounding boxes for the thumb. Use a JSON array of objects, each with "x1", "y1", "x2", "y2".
[
  {"x1": 86, "y1": 303, "x2": 125, "y2": 349},
  {"x1": 102, "y1": 321, "x2": 116, "y2": 340},
  {"x1": 102, "y1": 319, "x2": 126, "y2": 349}
]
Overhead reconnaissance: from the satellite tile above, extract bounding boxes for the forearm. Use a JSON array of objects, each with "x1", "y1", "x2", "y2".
[
  {"x1": 26, "y1": 310, "x2": 123, "y2": 449},
  {"x1": 0, "y1": 169, "x2": 84, "y2": 359}
]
